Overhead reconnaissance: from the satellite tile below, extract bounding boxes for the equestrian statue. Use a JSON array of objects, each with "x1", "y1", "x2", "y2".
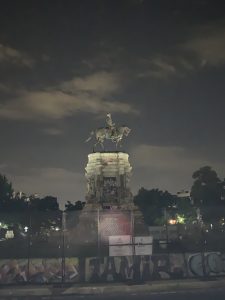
[{"x1": 85, "y1": 113, "x2": 131, "y2": 151}]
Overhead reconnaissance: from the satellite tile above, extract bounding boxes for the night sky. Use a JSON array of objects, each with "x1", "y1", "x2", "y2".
[{"x1": 0, "y1": 0, "x2": 225, "y2": 208}]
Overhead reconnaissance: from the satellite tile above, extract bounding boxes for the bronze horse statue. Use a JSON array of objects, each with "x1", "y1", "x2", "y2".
[{"x1": 85, "y1": 126, "x2": 131, "y2": 150}]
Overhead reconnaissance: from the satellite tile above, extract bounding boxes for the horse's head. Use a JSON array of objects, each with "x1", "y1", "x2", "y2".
[{"x1": 122, "y1": 126, "x2": 131, "y2": 136}]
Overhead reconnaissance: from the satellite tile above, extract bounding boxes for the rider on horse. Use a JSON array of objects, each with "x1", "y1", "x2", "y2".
[{"x1": 106, "y1": 113, "x2": 116, "y2": 139}]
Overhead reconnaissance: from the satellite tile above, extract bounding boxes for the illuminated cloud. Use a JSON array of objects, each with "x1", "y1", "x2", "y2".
[
  {"x1": 0, "y1": 72, "x2": 138, "y2": 121},
  {"x1": 183, "y1": 23, "x2": 225, "y2": 67},
  {"x1": 0, "y1": 43, "x2": 35, "y2": 67},
  {"x1": 61, "y1": 71, "x2": 120, "y2": 96},
  {"x1": 137, "y1": 22, "x2": 225, "y2": 80},
  {"x1": 138, "y1": 57, "x2": 178, "y2": 79}
]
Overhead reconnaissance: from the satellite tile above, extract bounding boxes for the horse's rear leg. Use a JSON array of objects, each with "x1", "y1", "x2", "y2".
[
  {"x1": 100, "y1": 139, "x2": 104, "y2": 150},
  {"x1": 94, "y1": 138, "x2": 104, "y2": 151}
]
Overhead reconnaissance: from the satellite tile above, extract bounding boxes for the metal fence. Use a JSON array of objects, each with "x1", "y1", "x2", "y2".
[{"x1": 0, "y1": 208, "x2": 225, "y2": 284}]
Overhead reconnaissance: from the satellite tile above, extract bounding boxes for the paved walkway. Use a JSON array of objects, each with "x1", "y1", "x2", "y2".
[{"x1": 0, "y1": 278, "x2": 225, "y2": 297}]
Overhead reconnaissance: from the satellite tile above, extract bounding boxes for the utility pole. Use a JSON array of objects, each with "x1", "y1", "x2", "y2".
[{"x1": 61, "y1": 211, "x2": 66, "y2": 282}]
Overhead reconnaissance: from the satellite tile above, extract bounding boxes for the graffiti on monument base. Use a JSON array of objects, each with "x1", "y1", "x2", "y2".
[
  {"x1": 188, "y1": 252, "x2": 225, "y2": 277},
  {"x1": 85, "y1": 252, "x2": 225, "y2": 282},
  {"x1": 1, "y1": 252, "x2": 225, "y2": 284},
  {"x1": 85, "y1": 255, "x2": 175, "y2": 282},
  {"x1": 0, "y1": 259, "x2": 28, "y2": 284},
  {"x1": 0, "y1": 258, "x2": 79, "y2": 284}
]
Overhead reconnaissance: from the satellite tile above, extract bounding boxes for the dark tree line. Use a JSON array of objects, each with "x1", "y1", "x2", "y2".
[
  {"x1": 134, "y1": 188, "x2": 176, "y2": 225},
  {"x1": 1, "y1": 164, "x2": 225, "y2": 227},
  {"x1": 0, "y1": 173, "x2": 86, "y2": 212},
  {"x1": 0, "y1": 173, "x2": 85, "y2": 237},
  {"x1": 191, "y1": 166, "x2": 225, "y2": 223},
  {"x1": 191, "y1": 166, "x2": 225, "y2": 206},
  {"x1": 134, "y1": 166, "x2": 225, "y2": 225},
  {"x1": 65, "y1": 200, "x2": 85, "y2": 211},
  {"x1": 0, "y1": 174, "x2": 59, "y2": 212}
]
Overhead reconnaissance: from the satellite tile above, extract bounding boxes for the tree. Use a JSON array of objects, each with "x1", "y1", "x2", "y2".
[
  {"x1": 64, "y1": 201, "x2": 85, "y2": 228},
  {"x1": 174, "y1": 196, "x2": 196, "y2": 224},
  {"x1": 26, "y1": 196, "x2": 61, "y2": 236},
  {"x1": 191, "y1": 166, "x2": 222, "y2": 206},
  {"x1": 42, "y1": 196, "x2": 59, "y2": 211},
  {"x1": 65, "y1": 200, "x2": 85, "y2": 211},
  {"x1": 134, "y1": 188, "x2": 175, "y2": 225},
  {"x1": 0, "y1": 174, "x2": 13, "y2": 207},
  {"x1": 0, "y1": 173, "x2": 61, "y2": 238},
  {"x1": 221, "y1": 178, "x2": 225, "y2": 201},
  {"x1": 191, "y1": 166, "x2": 225, "y2": 225}
]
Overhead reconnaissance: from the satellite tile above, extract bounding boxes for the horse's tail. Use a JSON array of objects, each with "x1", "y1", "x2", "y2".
[{"x1": 85, "y1": 130, "x2": 94, "y2": 142}]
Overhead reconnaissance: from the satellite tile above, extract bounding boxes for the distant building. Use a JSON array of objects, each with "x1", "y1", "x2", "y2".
[
  {"x1": 177, "y1": 190, "x2": 190, "y2": 198},
  {"x1": 176, "y1": 189, "x2": 193, "y2": 205},
  {"x1": 11, "y1": 191, "x2": 39, "y2": 201}
]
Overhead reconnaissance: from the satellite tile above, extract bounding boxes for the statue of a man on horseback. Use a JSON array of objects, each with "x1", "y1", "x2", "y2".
[
  {"x1": 85, "y1": 113, "x2": 131, "y2": 151},
  {"x1": 106, "y1": 113, "x2": 116, "y2": 139}
]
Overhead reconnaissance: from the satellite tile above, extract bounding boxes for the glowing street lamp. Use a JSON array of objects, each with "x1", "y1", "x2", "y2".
[
  {"x1": 5, "y1": 230, "x2": 14, "y2": 239},
  {"x1": 168, "y1": 219, "x2": 177, "y2": 225}
]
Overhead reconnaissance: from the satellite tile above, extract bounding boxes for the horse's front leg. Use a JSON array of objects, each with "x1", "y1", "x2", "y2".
[
  {"x1": 94, "y1": 138, "x2": 100, "y2": 151},
  {"x1": 116, "y1": 138, "x2": 122, "y2": 149},
  {"x1": 100, "y1": 139, "x2": 105, "y2": 150}
]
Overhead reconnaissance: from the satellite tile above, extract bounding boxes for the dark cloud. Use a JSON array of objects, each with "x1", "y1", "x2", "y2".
[{"x1": 0, "y1": 43, "x2": 35, "y2": 67}]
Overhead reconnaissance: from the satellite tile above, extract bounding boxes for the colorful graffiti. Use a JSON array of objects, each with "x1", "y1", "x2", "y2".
[
  {"x1": 0, "y1": 259, "x2": 28, "y2": 284},
  {"x1": 1, "y1": 252, "x2": 225, "y2": 284},
  {"x1": 188, "y1": 252, "x2": 225, "y2": 277},
  {"x1": 85, "y1": 253, "x2": 225, "y2": 282},
  {"x1": 0, "y1": 258, "x2": 79, "y2": 284},
  {"x1": 85, "y1": 255, "x2": 181, "y2": 282}
]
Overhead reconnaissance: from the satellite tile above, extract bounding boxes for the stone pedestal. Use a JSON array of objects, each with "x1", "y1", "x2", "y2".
[
  {"x1": 75, "y1": 150, "x2": 149, "y2": 252},
  {"x1": 85, "y1": 151, "x2": 133, "y2": 209}
]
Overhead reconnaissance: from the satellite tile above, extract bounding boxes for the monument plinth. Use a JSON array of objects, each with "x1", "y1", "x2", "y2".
[
  {"x1": 80, "y1": 113, "x2": 148, "y2": 243},
  {"x1": 85, "y1": 151, "x2": 133, "y2": 209}
]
